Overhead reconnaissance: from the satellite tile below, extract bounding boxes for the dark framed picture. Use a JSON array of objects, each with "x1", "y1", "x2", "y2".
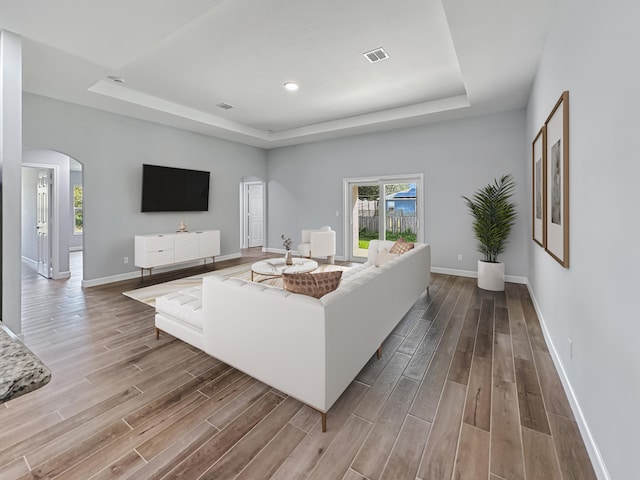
[
  {"x1": 544, "y1": 91, "x2": 569, "y2": 267},
  {"x1": 532, "y1": 126, "x2": 546, "y2": 247}
]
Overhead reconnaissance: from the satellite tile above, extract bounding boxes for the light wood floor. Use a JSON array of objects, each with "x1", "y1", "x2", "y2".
[{"x1": 1, "y1": 250, "x2": 597, "y2": 479}]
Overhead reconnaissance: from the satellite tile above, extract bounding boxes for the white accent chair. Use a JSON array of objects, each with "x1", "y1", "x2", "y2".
[{"x1": 297, "y1": 226, "x2": 336, "y2": 264}]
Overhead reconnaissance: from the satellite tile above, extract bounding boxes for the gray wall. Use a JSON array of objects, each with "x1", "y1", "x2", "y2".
[
  {"x1": 23, "y1": 93, "x2": 267, "y2": 283},
  {"x1": 526, "y1": 1, "x2": 639, "y2": 478},
  {"x1": 267, "y1": 110, "x2": 528, "y2": 277},
  {"x1": 69, "y1": 169, "x2": 83, "y2": 250}
]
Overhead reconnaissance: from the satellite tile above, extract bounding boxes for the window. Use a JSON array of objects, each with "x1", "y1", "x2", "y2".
[{"x1": 73, "y1": 184, "x2": 83, "y2": 234}]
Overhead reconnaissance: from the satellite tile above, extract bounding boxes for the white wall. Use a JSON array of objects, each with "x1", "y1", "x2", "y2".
[
  {"x1": 21, "y1": 167, "x2": 38, "y2": 262},
  {"x1": 267, "y1": 110, "x2": 528, "y2": 277},
  {"x1": 22, "y1": 93, "x2": 267, "y2": 283},
  {"x1": 1, "y1": 31, "x2": 22, "y2": 334},
  {"x1": 526, "y1": 1, "x2": 640, "y2": 478}
]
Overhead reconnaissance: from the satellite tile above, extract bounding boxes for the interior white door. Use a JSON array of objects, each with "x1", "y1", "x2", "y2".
[
  {"x1": 36, "y1": 169, "x2": 52, "y2": 278},
  {"x1": 247, "y1": 183, "x2": 264, "y2": 247}
]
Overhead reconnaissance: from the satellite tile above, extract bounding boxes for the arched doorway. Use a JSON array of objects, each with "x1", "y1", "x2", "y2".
[{"x1": 22, "y1": 149, "x2": 84, "y2": 283}]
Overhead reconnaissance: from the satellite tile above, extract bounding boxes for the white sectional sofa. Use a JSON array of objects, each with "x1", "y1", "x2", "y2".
[{"x1": 155, "y1": 240, "x2": 430, "y2": 430}]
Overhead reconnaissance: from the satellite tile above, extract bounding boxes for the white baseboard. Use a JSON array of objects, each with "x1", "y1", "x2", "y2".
[
  {"x1": 82, "y1": 271, "x2": 141, "y2": 288},
  {"x1": 505, "y1": 274, "x2": 527, "y2": 284},
  {"x1": 21, "y1": 256, "x2": 38, "y2": 269},
  {"x1": 53, "y1": 271, "x2": 70, "y2": 280},
  {"x1": 431, "y1": 266, "x2": 477, "y2": 278},
  {"x1": 216, "y1": 252, "x2": 242, "y2": 262},
  {"x1": 265, "y1": 247, "x2": 296, "y2": 255},
  {"x1": 82, "y1": 253, "x2": 242, "y2": 288},
  {"x1": 525, "y1": 282, "x2": 610, "y2": 480},
  {"x1": 430, "y1": 266, "x2": 527, "y2": 285},
  {"x1": 21, "y1": 257, "x2": 70, "y2": 280}
]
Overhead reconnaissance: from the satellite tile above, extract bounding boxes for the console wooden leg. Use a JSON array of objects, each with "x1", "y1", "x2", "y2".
[
  {"x1": 155, "y1": 328, "x2": 160, "y2": 340},
  {"x1": 308, "y1": 405, "x2": 328, "y2": 432},
  {"x1": 377, "y1": 343, "x2": 382, "y2": 360}
]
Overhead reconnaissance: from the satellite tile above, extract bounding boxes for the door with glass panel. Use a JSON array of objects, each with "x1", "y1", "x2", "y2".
[
  {"x1": 36, "y1": 169, "x2": 53, "y2": 278},
  {"x1": 348, "y1": 183, "x2": 378, "y2": 258},
  {"x1": 346, "y1": 176, "x2": 421, "y2": 261}
]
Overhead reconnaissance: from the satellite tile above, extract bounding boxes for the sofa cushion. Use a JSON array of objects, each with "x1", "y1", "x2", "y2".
[
  {"x1": 282, "y1": 271, "x2": 342, "y2": 299},
  {"x1": 390, "y1": 238, "x2": 415, "y2": 254},
  {"x1": 156, "y1": 287, "x2": 203, "y2": 331},
  {"x1": 374, "y1": 248, "x2": 398, "y2": 267}
]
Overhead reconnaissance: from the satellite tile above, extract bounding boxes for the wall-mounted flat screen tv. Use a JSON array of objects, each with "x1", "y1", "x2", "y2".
[{"x1": 141, "y1": 164, "x2": 210, "y2": 212}]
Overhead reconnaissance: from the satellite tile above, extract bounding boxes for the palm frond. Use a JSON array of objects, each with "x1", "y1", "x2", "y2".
[{"x1": 462, "y1": 174, "x2": 517, "y2": 262}]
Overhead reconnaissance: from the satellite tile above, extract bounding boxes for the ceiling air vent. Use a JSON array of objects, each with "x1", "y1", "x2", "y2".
[
  {"x1": 216, "y1": 102, "x2": 233, "y2": 110},
  {"x1": 363, "y1": 47, "x2": 389, "y2": 63},
  {"x1": 106, "y1": 75, "x2": 125, "y2": 84}
]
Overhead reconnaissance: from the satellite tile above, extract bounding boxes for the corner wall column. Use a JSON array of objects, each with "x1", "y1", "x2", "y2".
[{"x1": 0, "y1": 31, "x2": 23, "y2": 335}]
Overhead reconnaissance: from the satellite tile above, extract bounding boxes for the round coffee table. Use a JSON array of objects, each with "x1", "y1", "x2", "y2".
[{"x1": 251, "y1": 257, "x2": 318, "y2": 282}]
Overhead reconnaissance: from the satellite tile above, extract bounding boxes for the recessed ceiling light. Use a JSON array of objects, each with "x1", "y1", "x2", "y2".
[
  {"x1": 107, "y1": 75, "x2": 125, "y2": 84},
  {"x1": 284, "y1": 82, "x2": 299, "y2": 92}
]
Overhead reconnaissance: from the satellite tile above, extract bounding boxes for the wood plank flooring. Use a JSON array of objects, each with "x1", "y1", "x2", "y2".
[{"x1": 0, "y1": 250, "x2": 597, "y2": 479}]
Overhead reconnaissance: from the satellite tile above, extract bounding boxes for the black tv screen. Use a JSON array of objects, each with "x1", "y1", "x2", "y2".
[{"x1": 141, "y1": 164, "x2": 210, "y2": 212}]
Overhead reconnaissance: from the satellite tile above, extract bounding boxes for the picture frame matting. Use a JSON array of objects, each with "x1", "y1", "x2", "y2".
[
  {"x1": 532, "y1": 126, "x2": 546, "y2": 247},
  {"x1": 544, "y1": 91, "x2": 569, "y2": 267}
]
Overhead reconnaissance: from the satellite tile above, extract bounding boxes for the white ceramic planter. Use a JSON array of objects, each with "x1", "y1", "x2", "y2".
[{"x1": 477, "y1": 260, "x2": 505, "y2": 291}]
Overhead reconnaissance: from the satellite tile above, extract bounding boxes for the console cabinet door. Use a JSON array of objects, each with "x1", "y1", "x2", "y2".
[
  {"x1": 174, "y1": 232, "x2": 199, "y2": 263},
  {"x1": 197, "y1": 230, "x2": 220, "y2": 257}
]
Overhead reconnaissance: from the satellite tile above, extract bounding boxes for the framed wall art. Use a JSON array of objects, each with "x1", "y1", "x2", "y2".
[
  {"x1": 544, "y1": 91, "x2": 569, "y2": 267},
  {"x1": 532, "y1": 126, "x2": 546, "y2": 247}
]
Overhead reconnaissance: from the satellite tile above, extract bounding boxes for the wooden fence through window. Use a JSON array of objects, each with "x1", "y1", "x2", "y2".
[{"x1": 358, "y1": 215, "x2": 417, "y2": 234}]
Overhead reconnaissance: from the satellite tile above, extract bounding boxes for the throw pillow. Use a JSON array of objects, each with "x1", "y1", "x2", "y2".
[
  {"x1": 282, "y1": 271, "x2": 343, "y2": 299},
  {"x1": 375, "y1": 248, "x2": 398, "y2": 267},
  {"x1": 390, "y1": 237, "x2": 415, "y2": 254}
]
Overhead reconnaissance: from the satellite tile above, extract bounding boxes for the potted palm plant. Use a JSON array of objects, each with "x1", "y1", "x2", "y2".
[{"x1": 462, "y1": 174, "x2": 517, "y2": 291}]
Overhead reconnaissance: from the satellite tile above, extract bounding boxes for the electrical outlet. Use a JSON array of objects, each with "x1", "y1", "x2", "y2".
[
  {"x1": 335, "y1": 211, "x2": 339, "y2": 216},
  {"x1": 123, "y1": 256, "x2": 129, "y2": 264},
  {"x1": 457, "y1": 254, "x2": 463, "y2": 261},
  {"x1": 568, "y1": 338, "x2": 573, "y2": 359}
]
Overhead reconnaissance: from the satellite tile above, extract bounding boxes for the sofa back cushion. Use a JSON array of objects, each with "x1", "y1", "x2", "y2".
[
  {"x1": 366, "y1": 240, "x2": 394, "y2": 266},
  {"x1": 374, "y1": 248, "x2": 398, "y2": 267},
  {"x1": 282, "y1": 271, "x2": 343, "y2": 299}
]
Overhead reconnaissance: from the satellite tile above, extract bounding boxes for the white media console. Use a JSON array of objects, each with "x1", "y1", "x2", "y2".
[{"x1": 134, "y1": 230, "x2": 220, "y2": 279}]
